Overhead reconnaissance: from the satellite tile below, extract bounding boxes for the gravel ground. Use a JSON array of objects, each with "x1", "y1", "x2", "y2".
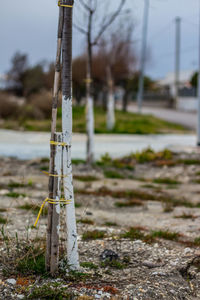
[{"x1": 0, "y1": 152, "x2": 200, "y2": 299}]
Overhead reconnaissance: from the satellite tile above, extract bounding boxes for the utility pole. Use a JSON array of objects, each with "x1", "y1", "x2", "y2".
[
  {"x1": 197, "y1": 2, "x2": 200, "y2": 145},
  {"x1": 137, "y1": 0, "x2": 149, "y2": 113},
  {"x1": 174, "y1": 17, "x2": 181, "y2": 109}
]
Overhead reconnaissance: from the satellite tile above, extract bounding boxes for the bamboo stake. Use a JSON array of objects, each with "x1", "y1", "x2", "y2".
[
  {"x1": 50, "y1": 133, "x2": 63, "y2": 274},
  {"x1": 46, "y1": 6, "x2": 64, "y2": 272},
  {"x1": 62, "y1": 0, "x2": 79, "y2": 270}
]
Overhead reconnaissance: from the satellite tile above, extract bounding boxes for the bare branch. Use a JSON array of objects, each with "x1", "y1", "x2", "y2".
[
  {"x1": 92, "y1": 0, "x2": 126, "y2": 46},
  {"x1": 73, "y1": 23, "x2": 87, "y2": 35},
  {"x1": 79, "y1": 0, "x2": 93, "y2": 12}
]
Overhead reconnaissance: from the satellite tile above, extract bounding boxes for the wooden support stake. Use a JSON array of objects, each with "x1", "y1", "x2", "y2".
[
  {"x1": 50, "y1": 133, "x2": 63, "y2": 274},
  {"x1": 46, "y1": 6, "x2": 64, "y2": 273}
]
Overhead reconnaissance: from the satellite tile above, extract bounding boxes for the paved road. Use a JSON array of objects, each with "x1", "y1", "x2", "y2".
[
  {"x1": 127, "y1": 105, "x2": 197, "y2": 130},
  {"x1": 0, "y1": 129, "x2": 197, "y2": 160}
]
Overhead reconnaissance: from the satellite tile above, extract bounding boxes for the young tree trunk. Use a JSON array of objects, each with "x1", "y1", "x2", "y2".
[
  {"x1": 62, "y1": 1, "x2": 79, "y2": 270},
  {"x1": 46, "y1": 6, "x2": 63, "y2": 273},
  {"x1": 106, "y1": 66, "x2": 115, "y2": 131},
  {"x1": 86, "y1": 12, "x2": 94, "y2": 164},
  {"x1": 122, "y1": 90, "x2": 129, "y2": 112}
]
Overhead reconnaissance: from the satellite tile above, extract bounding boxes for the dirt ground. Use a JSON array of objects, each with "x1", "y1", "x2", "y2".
[{"x1": 1, "y1": 150, "x2": 200, "y2": 299}]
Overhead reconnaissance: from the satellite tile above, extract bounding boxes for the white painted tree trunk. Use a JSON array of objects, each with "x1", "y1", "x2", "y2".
[
  {"x1": 86, "y1": 96, "x2": 94, "y2": 163},
  {"x1": 62, "y1": 95, "x2": 79, "y2": 270},
  {"x1": 107, "y1": 91, "x2": 115, "y2": 131}
]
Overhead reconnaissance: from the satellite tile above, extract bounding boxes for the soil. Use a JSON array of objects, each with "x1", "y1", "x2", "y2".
[{"x1": 0, "y1": 153, "x2": 200, "y2": 299}]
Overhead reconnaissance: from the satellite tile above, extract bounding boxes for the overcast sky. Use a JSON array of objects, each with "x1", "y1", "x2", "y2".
[{"x1": 0, "y1": 0, "x2": 199, "y2": 79}]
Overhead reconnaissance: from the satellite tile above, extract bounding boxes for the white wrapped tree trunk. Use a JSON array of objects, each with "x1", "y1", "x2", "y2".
[
  {"x1": 62, "y1": 1, "x2": 79, "y2": 270},
  {"x1": 106, "y1": 66, "x2": 115, "y2": 131}
]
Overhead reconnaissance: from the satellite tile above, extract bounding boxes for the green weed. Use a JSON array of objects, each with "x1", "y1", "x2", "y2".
[
  {"x1": 80, "y1": 262, "x2": 98, "y2": 270},
  {"x1": 77, "y1": 219, "x2": 94, "y2": 225},
  {"x1": 6, "y1": 192, "x2": 26, "y2": 198},
  {"x1": 151, "y1": 230, "x2": 179, "y2": 241},
  {"x1": 82, "y1": 230, "x2": 106, "y2": 240}
]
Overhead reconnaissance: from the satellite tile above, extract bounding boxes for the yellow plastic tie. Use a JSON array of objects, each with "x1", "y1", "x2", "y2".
[
  {"x1": 34, "y1": 197, "x2": 71, "y2": 227},
  {"x1": 50, "y1": 140, "x2": 68, "y2": 147},
  {"x1": 84, "y1": 78, "x2": 93, "y2": 84},
  {"x1": 42, "y1": 171, "x2": 68, "y2": 178},
  {"x1": 58, "y1": 1, "x2": 73, "y2": 8}
]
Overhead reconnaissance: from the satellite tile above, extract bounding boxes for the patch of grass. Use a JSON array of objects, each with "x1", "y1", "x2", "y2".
[
  {"x1": 77, "y1": 186, "x2": 199, "y2": 209},
  {"x1": 153, "y1": 178, "x2": 180, "y2": 185},
  {"x1": 72, "y1": 159, "x2": 86, "y2": 165},
  {"x1": 18, "y1": 203, "x2": 48, "y2": 216},
  {"x1": 178, "y1": 159, "x2": 200, "y2": 165},
  {"x1": 40, "y1": 157, "x2": 49, "y2": 163},
  {"x1": 104, "y1": 221, "x2": 118, "y2": 227},
  {"x1": 151, "y1": 230, "x2": 179, "y2": 241},
  {"x1": 26, "y1": 282, "x2": 73, "y2": 299},
  {"x1": 121, "y1": 227, "x2": 154, "y2": 243},
  {"x1": 194, "y1": 237, "x2": 200, "y2": 246},
  {"x1": 97, "y1": 153, "x2": 135, "y2": 170},
  {"x1": 80, "y1": 262, "x2": 98, "y2": 269},
  {"x1": 100, "y1": 260, "x2": 125, "y2": 269},
  {"x1": 132, "y1": 148, "x2": 173, "y2": 164},
  {"x1": 0, "y1": 216, "x2": 7, "y2": 224},
  {"x1": 141, "y1": 184, "x2": 157, "y2": 189},
  {"x1": 17, "y1": 248, "x2": 46, "y2": 275},
  {"x1": 40, "y1": 165, "x2": 49, "y2": 171},
  {"x1": 77, "y1": 218, "x2": 94, "y2": 225},
  {"x1": 104, "y1": 170, "x2": 125, "y2": 179},
  {"x1": 174, "y1": 213, "x2": 197, "y2": 219},
  {"x1": 6, "y1": 192, "x2": 26, "y2": 198},
  {"x1": 75, "y1": 203, "x2": 82, "y2": 208},
  {"x1": 82, "y1": 230, "x2": 106, "y2": 240},
  {"x1": 74, "y1": 175, "x2": 99, "y2": 182},
  {"x1": 27, "y1": 179, "x2": 33, "y2": 187},
  {"x1": 115, "y1": 199, "x2": 143, "y2": 207},
  {"x1": 1, "y1": 106, "x2": 185, "y2": 134},
  {"x1": 8, "y1": 182, "x2": 26, "y2": 188}
]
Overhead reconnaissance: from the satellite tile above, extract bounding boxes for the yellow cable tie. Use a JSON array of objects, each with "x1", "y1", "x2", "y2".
[
  {"x1": 50, "y1": 140, "x2": 68, "y2": 147},
  {"x1": 42, "y1": 171, "x2": 68, "y2": 178},
  {"x1": 34, "y1": 197, "x2": 71, "y2": 227},
  {"x1": 58, "y1": 1, "x2": 73, "y2": 8},
  {"x1": 84, "y1": 78, "x2": 93, "y2": 83}
]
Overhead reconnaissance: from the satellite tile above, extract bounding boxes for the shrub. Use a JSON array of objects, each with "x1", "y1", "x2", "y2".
[
  {"x1": 0, "y1": 92, "x2": 19, "y2": 119},
  {"x1": 28, "y1": 90, "x2": 52, "y2": 119}
]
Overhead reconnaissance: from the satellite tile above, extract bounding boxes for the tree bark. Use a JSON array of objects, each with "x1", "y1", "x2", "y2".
[
  {"x1": 86, "y1": 11, "x2": 94, "y2": 164},
  {"x1": 62, "y1": 0, "x2": 79, "y2": 270}
]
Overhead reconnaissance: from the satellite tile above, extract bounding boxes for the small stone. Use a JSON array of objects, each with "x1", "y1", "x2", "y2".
[
  {"x1": 86, "y1": 211, "x2": 93, "y2": 216},
  {"x1": 100, "y1": 249, "x2": 119, "y2": 262},
  {"x1": 184, "y1": 248, "x2": 192, "y2": 255},
  {"x1": 6, "y1": 279, "x2": 16, "y2": 285},
  {"x1": 17, "y1": 295, "x2": 24, "y2": 299}
]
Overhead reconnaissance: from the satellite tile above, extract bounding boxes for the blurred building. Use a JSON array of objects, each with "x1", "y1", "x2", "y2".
[{"x1": 158, "y1": 70, "x2": 195, "y2": 97}]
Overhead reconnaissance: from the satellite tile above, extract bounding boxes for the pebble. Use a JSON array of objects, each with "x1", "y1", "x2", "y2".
[
  {"x1": 17, "y1": 295, "x2": 24, "y2": 299},
  {"x1": 184, "y1": 247, "x2": 193, "y2": 255},
  {"x1": 6, "y1": 279, "x2": 16, "y2": 285}
]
